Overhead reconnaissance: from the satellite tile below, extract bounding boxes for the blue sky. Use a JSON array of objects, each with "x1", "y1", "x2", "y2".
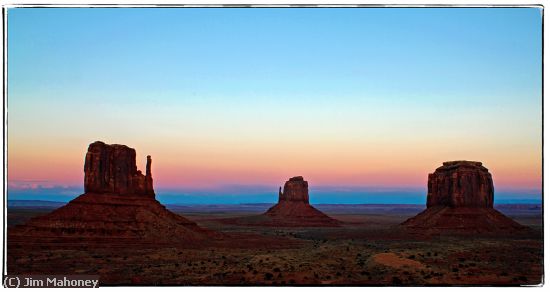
[{"x1": 8, "y1": 7, "x2": 542, "y2": 204}]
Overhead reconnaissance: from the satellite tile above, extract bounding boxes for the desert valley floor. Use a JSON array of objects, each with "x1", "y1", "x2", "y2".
[{"x1": 7, "y1": 203, "x2": 542, "y2": 286}]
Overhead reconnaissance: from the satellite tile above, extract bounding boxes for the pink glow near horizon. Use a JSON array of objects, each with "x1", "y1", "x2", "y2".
[{"x1": 7, "y1": 141, "x2": 542, "y2": 192}]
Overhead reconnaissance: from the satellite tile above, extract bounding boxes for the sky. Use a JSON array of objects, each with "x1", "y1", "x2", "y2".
[{"x1": 7, "y1": 8, "x2": 542, "y2": 204}]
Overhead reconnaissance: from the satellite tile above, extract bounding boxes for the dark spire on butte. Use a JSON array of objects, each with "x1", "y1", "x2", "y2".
[{"x1": 401, "y1": 161, "x2": 527, "y2": 235}]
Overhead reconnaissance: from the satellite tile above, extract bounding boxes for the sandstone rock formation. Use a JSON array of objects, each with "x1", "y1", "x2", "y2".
[
  {"x1": 9, "y1": 141, "x2": 214, "y2": 246},
  {"x1": 84, "y1": 141, "x2": 155, "y2": 197},
  {"x1": 427, "y1": 161, "x2": 493, "y2": 208},
  {"x1": 221, "y1": 176, "x2": 340, "y2": 227},
  {"x1": 277, "y1": 176, "x2": 309, "y2": 202},
  {"x1": 402, "y1": 161, "x2": 526, "y2": 235}
]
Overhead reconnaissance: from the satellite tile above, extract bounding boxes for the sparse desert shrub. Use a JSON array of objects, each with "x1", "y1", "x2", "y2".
[{"x1": 392, "y1": 277, "x2": 403, "y2": 285}]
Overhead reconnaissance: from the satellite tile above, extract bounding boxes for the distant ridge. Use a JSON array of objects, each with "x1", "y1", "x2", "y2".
[
  {"x1": 7, "y1": 200, "x2": 541, "y2": 210},
  {"x1": 8, "y1": 200, "x2": 66, "y2": 207}
]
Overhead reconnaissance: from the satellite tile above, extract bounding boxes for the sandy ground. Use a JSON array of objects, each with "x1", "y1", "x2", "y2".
[{"x1": 7, "y1": 205, "x2": 543, "y2": 286}]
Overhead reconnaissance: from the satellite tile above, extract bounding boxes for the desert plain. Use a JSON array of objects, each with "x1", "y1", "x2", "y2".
[{"x1": 7, "y1": 203, "x2": 542, "y2": 286}]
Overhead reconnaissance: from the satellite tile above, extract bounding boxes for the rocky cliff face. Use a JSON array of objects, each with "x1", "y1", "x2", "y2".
[
  {"x1": 8, "y1": 141, "x2": 215, "y2": 246},
  {"x1": 84, "y1": 141, "x2": 155, "y2": 197},
  {"x1": 402, "y1": 161, "x2": 526, "y2": 235},
  {"x1": 278, "y1": 176, "x2": 310, "y2": 203},
  {"x1": 259, "y1": 176, "x2": 340, "y2": 227},
  {"x1": 427, "y1": 161, "x2": 493, "y2": 208}
]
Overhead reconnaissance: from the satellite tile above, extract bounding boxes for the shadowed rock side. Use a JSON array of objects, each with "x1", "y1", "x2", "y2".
[
  {"x1": 427, "y1": 161, "x2": 493, "y2": 208},
  {"x1": 221, "y1": 176, "x2": 340, "y2": 227},
  {"x1": 401, "y1": 161, "x2": 527, "y2": 235},
  {"x1": 8, "y1": 141, "x2": 215, "y2": 246},
  {"x1": 84, "y1": 141, "x2": 155, "y2": 197}
]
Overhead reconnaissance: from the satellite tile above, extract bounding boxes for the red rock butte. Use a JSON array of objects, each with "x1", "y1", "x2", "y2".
[
  {"x1": 262, "y1": 176, "x2": 341, "y2": 227},
  {"x1": 8, "y1": 141, "x2": 214, "y2": 247},
  {"x1": 84, "y1": 141, "x2": 155, "y2": 197},
  {"x1": 401, "y1": 161, "x2": 527, "y2": 235},
  {"x1": 217, "y1": 176, "x2": 340, "y2": 227}
]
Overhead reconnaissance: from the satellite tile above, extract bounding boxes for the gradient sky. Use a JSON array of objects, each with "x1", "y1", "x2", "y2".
[{"x1": 7, "y1": 8, "x2": 542, "y2": 203}]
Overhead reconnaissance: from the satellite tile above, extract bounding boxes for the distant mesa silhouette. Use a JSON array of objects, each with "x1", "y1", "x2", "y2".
[
  {"x1": 8, "y1": 141, "x2": 215, "y2": 246},
  {"x1": 221, "y1": 176, "x2": 340, "y2": 227},
  {"x1": 401, "y1": 160, "x2": 527, "y2": 235}
]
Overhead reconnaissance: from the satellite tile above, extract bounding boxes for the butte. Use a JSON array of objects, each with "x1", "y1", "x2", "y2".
[
  {"x1": 222, "y1": 176, "x2": 340, "y2": 227},
  {"x1": 401, "y1": 161, "x2": 527, "y2": 235},
  {"x1": 8, "y1": 141, "x2": 214, "y2": 247}
]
